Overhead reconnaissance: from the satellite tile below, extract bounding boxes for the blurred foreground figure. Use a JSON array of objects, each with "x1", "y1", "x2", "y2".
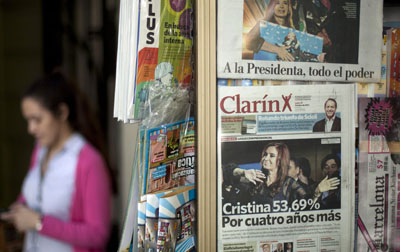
[{"x1": 1, "y1": 72, "x2": 111, "y2": 252}]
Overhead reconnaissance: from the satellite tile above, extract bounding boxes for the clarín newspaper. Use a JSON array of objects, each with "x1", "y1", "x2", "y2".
[
  {"x1": 217, "y1": 0, "x2": 382, "y2": 82},
  {"x1": 357, "y1": 98, "x2": 400, "y2": 251},
  {"x1": 217, "y1": 84, "x2": 355, "y2": 252}
]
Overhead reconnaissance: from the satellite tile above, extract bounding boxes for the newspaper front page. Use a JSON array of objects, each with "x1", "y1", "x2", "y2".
[
  {"x1": 357, "y1": 98, "x2": 400, "y2": 251},
  {"x1": 217, "y1": 84, "x2": 355, "y2": 252},
  {"x1": 217, "y1": 0, "x2": 382, "y2": 82}
]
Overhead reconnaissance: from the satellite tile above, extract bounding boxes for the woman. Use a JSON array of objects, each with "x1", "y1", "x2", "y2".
[
  {"x1": 246, "y1": 0, "x2": 325, "y2": 62},
  {"x1": 232, "y1": 142, "x2": 339, "y2": 207},
  {"x1": 1, "y1": 73, "x2": 111, "y2": 252},
  {"x1": 246, "y1": 0, "x2": 296, "y2": 61}
]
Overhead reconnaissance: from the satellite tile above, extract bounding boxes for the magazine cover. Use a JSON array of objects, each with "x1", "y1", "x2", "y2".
[
  {"x1": 133, "y1": 0, "x2": 194, "y2": 119},
  {"x1": 157, "y1": 185, "x2": 196, "y2": 252},
  {"x1": 217, "y1": 0, "x2": 382, "y2": 82},
  {"x1": 156, "y1": 218, "x2": 180, "y2": 252},
  {"x1": 144, "y1": 189, "x2": 174, "y2": 251},
  {"x1": 143, "y1": 118, "x2": 196, "y2": 195},
  {"x1": 175, "y1": 200, "x2": 196, "y2": 252},
  {"x1": 357, "y1": 98, "x2": 400, "y2": 251},
  {"x1": 217, "y1": 84, "x2": 356, "y2": 251}
]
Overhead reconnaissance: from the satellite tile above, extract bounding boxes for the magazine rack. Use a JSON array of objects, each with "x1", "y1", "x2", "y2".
[{"x1": 196, "y1": 0, "x2": 217, "y2": 251}]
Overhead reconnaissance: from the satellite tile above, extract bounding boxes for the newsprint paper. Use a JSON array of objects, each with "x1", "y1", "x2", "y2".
[
  {"x1": 217, "y1": 0, "x2": 382, "y2": 82},
  {"x1": 217, "y1": 84, "x2": 355, "y2": 252},
  {"x1": 357, "y1": 98, "x2": 400, "y2": 251}
]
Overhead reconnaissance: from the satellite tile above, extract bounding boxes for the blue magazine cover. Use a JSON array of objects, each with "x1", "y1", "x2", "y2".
[{"x1": 143, "y1": 118, "x2": 195, "y2": 195}]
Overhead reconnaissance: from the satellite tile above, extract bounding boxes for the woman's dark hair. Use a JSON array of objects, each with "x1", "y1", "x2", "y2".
[
  {"x1": 22, "y1": 72, "x2": 116, "y2": 192},
  {"x1": 258, "y1": 142, "x2": 290, "y2": 195},
  {"x1": 22, "y1": 72, "x2": 105, "y2": 154}
]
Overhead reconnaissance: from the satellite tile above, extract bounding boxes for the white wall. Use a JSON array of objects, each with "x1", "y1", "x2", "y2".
[{"x1": 111, "y1": 122, "x2": 139, "y2": 228}]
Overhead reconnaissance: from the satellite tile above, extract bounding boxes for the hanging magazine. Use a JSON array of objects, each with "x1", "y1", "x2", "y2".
[
  {"x1": 133, "y1": 0, "x2": 194, "y2": 120},
  {"x1": 217, "y1": 0, "x2": 382, "y2": 82},
  {"x1": 143, "y1": 118, "x2": 195, "y2": 195},
  {"x1": 217, "y1": 84, "x2": 356, "y2": 251},
  {"x1": 357, "y1": 98, "x2": 400, "y2": 251}
]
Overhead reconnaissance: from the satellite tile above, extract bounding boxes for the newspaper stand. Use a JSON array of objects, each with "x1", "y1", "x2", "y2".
[{"x1": 116, "y1": 0, "x2": 399, "y2": 251}]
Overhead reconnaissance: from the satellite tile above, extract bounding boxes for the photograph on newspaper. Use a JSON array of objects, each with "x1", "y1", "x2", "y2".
[
  {"x1": 357, "y1": 98, "x2": 400, "y2": 251},
  {"x1": 217, "y1": 85, "x2": 355, "y2": 252},
  {"x1": 221, "y1": 138, "x2": 342, "y2": 211},
  {"x1": 217, "y1": 0, "x2": 382, "y2": 82}
]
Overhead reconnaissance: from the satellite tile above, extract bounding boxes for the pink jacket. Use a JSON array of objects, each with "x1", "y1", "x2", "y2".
[{"x1": 21, "y1": 143, "x2": 111, "y2": 252}]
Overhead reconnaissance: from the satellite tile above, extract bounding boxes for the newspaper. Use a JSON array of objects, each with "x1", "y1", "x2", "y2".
[
  {"x1": 217, "y1": 84, "x2": 356, "y2": 251},
  {"x1": 217, "y1": 0, "x2": 382, "y2": 82},
  {"x1": 357, "y1": 98, "x2": 400, "y2": 251}
]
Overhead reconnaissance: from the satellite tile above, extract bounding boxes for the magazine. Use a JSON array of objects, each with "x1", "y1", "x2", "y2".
[
  {"x1": 133, "y1": 0, "x2": 194, "y2": 120},
  {"x1": 175, "y1": 200, "x2": 196, "y2": 252},
  {"x1": 357, "y1": 98, "x2": 400, "y2": 251},
  {"x1": 217, "y1": 0, "x2": 382, "y2": 82},
  {"x1": 217, "y1": 84, "x2": 356, "y2": 251},
  {"x1": 157, "y1": 185, "x2": 196, "y2": 252},
  {"x1": 143, "y1": 118, "x2": 195, "y2": 195},
  {"x1": 144, "y1": 189, "x2": 174, "y2": 251}
]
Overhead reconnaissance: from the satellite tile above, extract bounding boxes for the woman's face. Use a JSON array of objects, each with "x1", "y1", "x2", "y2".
[
  {"x1": 274, "y1": 0, "x2": 289, "y2": 18},
  {"x1": 21, "y1": 97, "x2": 63, "y2": 148},
  {"x1": 262, "y1": 146, "x2": 279, "y2": 171}
]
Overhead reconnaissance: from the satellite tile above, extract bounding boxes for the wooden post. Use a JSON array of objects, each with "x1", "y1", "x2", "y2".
[{"x1": 196, "y1": 0, "x2": 217, "y2": 251}]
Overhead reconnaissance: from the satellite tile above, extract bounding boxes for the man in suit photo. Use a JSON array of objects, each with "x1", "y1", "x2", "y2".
[
  {"x1": 274, "y1": 243, "x2": 284, "y2": 252},
  {"x1": 312, "y1": 98, "x2": 341, "y2": 132}
]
